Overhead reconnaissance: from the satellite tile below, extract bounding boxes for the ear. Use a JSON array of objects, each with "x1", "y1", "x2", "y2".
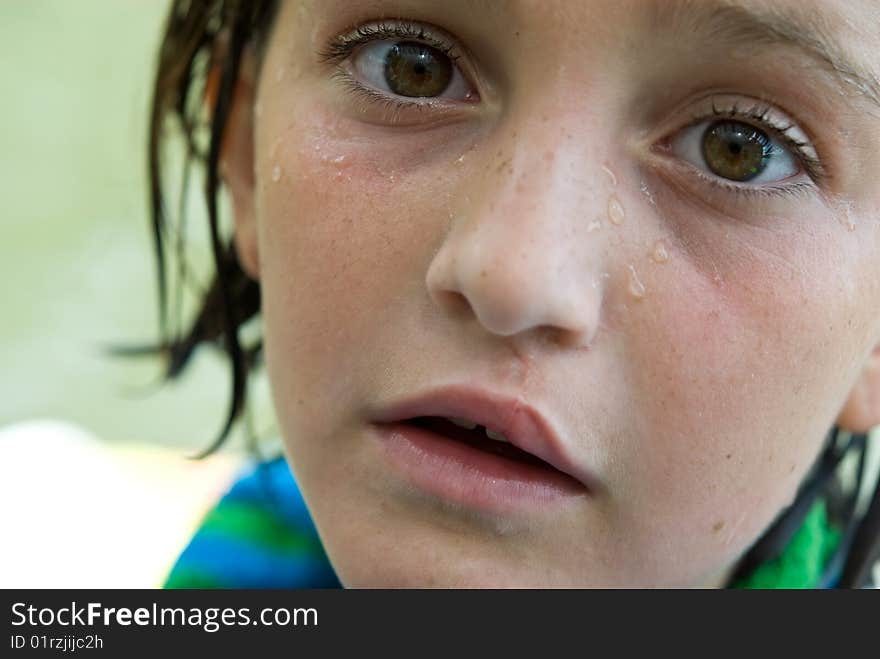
[
  {"x1": 836, "y1": 343, "x2": 880, "y2": 433},
  {"x1": 205, "y1": 47, "x2": 260, "y2": 281}
]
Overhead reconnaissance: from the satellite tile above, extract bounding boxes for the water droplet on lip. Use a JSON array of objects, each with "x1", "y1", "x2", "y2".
[
  {"x1": 650, "y1": 239, "x2": 669, "y2": 263},
  {"x1": 627, "y1": 264, "x2": 646, "y2": 299},
  {"x1": 271, "y1": 165, "x2": 282, "y2": 182},
  {"x1": 332, "y1": 155, "x2": 346, "y2": 164},
  {"x1": 608, "y1": 195, "x2": 625, "y2": 225}
]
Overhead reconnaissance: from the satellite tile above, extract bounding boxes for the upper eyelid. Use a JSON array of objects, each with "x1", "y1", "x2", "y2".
[
  {"x1": 318, "y1": 20, "x2": 465, "y2": 65},
  {"x1": 696, "y1": 100, "x2": 805, "y2": 146}
]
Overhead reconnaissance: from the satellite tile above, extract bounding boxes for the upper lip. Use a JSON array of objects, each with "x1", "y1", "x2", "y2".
[{"x1": 370, "y1": 384, "x2": 595, "y2": 492}]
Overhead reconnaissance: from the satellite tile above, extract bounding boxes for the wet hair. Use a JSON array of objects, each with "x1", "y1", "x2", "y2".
[
  {"x1": 143, "y1": 0, "x2": 879, "y2": 587},
  {"x1": 143, "y1": 0, "x2": 279, "y2": 457}
]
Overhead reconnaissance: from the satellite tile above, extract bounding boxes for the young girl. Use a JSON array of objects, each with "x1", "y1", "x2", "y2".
[{"x1": 147, "y1": 0, "x2": 880, "y2": 587}]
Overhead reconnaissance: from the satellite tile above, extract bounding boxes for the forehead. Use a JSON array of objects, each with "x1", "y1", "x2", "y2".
[
  {"x1": 653, "y1": 0, "x2": 880, "y2": 105},
  {"x1": 508, "y1": 0, "x2": 880, "y2": 105},
  {"x1": 297, "y1": 0, "x2": 880, "y2": 102}
]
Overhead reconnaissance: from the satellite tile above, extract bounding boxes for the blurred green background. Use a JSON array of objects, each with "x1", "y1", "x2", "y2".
[
  {"x1": 0, "y1": 0, "x2": 274, "y2": 451},
  {"x1": 0, "y1": 1, "x2": 268, "y2": 586}
]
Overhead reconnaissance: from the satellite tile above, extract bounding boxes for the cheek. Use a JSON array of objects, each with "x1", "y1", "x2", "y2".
[
  {"x1": 253, "y1": 104, "x2": 465, "y2": 434},
  {"x1": 614, "y1": 211, "x2": 862, "y2": 546}
]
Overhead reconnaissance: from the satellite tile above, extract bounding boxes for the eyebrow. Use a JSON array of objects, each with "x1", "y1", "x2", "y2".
[{"x1": 654, "y1": 0, "x2": 880, "y2": 109}]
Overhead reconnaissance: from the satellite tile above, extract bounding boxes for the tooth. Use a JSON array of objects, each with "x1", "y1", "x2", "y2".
[
  {"x1": 448, "y1": 416, "x2": 478, "y2": 430},
  {"x1": 485, "y1": 428, "x2": 508, "y2": 442}
]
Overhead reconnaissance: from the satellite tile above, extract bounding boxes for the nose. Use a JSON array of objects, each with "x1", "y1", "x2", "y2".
[{"x1": 426, "y1": 125, "x2": 608, "y2": 350}]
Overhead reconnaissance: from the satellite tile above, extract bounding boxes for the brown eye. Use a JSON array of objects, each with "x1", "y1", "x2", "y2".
[
  {"x1": 701, "y1": 121, "x2": 771, "y2": 182},
  {"x1": 383, "y1": 41, "x2": 453, "y2": 97}
]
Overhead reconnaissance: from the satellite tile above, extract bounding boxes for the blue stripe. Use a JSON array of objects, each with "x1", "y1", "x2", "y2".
[{"x1": 174, "y1": 531, "x2": 340, "y2": 588}]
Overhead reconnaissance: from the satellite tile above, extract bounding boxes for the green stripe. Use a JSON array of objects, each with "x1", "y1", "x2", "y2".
[
  {"x1": 164, "y1": 567, "x2": 223, "y2": 589},
  {"x1": 732, "y1": 500, "x2": 840, "y2": 589},
  {"x1": 197, "y1": 500, "x2": 322, "y2": 555}
]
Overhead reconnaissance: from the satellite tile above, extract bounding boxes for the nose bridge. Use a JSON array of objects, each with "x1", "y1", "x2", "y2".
[{"x1": 426, "y1": 111, "x2": 609, "y2": 349}]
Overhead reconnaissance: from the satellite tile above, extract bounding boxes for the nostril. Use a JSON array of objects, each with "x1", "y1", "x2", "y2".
[
  {"x1": 555, "y1": 327, "x2": 594, "y2": 350},
  {"x1": 433, "y1": 290, "x2": 472, "y2": 317}
]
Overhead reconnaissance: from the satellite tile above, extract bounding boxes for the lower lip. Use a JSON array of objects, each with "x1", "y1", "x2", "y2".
[{"x1": 369, "y1": 422, "x2": 589, "y2": 514}]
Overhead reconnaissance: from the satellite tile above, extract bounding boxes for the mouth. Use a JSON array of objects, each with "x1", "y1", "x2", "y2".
[
  {"x1": 368, "y1": 386, "x2": 593, "y2": 514},
  {"x1": 408, "y1": 416, "x2": 564, "y2": 471}
]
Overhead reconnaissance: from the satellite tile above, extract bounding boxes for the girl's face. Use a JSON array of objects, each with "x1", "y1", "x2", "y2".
[{"x1": 237, "y1": 0, "x2": 880, "y2": 586}]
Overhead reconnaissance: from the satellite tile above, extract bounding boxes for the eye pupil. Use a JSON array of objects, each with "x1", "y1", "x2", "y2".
[
  {"x1": 384, "y1": 41, "x2": 453, "y2": 97},
  {"x1": 701, "y1": 121, "x2": 768, "y2": 182}
]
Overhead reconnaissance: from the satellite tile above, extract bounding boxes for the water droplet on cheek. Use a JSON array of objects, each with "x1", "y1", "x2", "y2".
[
  {"x1": 608, "y1": 195, "x2": 625, "y2": 225},
  {"x1": 276, "y1": 66, "x2": 285, "y2": 82},
  {"x1": 831, "y1": 197, "x2": 857, "y2": 232},
  {"x1": 271, "y1": 165, "x2": 282, "y2": 183},
  {"x1": 587, "y1": 219, "x2": 601, "y2": 232},
  {"x1": 601, "y1": 164, "x2": 618, "y2": 187},
  {"x1": 269, "y1": 138, "x2": 283, "y2": 159},
  {"x1": 627, "y1": 264, "x2": 646, "y2": 299},
  {"x1": 650, "y1": 239, "x2": 669, "y2": 263},
  {"x1": 639, "y1": 180, "x2": 656, "y2": 206}
]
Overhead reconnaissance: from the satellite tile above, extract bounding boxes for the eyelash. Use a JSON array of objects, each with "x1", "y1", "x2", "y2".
[
  {"x1": 319, "y1": 22, "x2": 828, "y2": 199},
  {"x1": 676, "y1": 99, "x2": 827, "y2": 197},
  {"x1": 320, "y1": 21, "x2": 462, "y2": 64},
  {"x1": 318, "y1": 21, "x2": 466, "y2": 116}
]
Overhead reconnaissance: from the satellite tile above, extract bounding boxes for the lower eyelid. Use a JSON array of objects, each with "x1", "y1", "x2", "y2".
[
  {"x1": 659, "y1": 155, "x2": 818, "y2": 202},
  {"x1": 331, "y1": 57, "x2": 479, "y2": 125},
  {"x1": 332, "y1": 72, "x2": 473, "y2": 128}
]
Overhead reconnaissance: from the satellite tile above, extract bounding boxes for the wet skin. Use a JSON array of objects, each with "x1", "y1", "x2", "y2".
[{"x1": 221, "y1": 0, "x2": 880, "y2": 586}]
